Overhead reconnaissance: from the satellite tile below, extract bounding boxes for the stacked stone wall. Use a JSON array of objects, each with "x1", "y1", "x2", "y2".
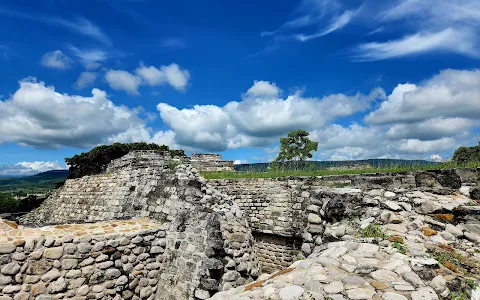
[
  {"x1": 209, "y1": 168, "x2": 480, "y2": 233},
  {"x1": 211, "y1": 178, "x2": 307, "y2": 237},
  {"x1": 18, "y1": 163, "x2": 260, "y2": 299},
  {"x1": 252, "y1": 233, "x2": 301, "y2": 273},
  {"x1": 0, "y1": 227, "x2": 168, "y2": 299},
  {"x1": 106, "y1": 151, "x2": 234, "y2": 173}
]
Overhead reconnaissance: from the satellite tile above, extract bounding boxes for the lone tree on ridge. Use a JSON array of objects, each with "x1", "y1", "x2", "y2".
[{"x1": 274, "y1": 130, "x2": 318, "y2": 165}]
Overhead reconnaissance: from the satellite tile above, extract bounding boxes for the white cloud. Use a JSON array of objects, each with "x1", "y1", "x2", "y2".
[
  {"x1": 135, "y1": 64, "x2": 165, "y2": 86},
  {"x1": 234, "y1": 160, "x2": 248, "y2": 165},
  {"x1": 296, "y1": 10, "x2": 355, "y2": 42},
  {"x1": 16, "y1": 161, "x2": 63, "y2": 172},
  {"x1": 0, "y1": 8, "x2": 111, "y2": 45},
  {"x1": 357, "y1": 0, "x2": 480, "y2": 60},
  {"x1": 75, "y1": 72, "x2": 97, "y2": 89},
  {"x1": 365, "y1": 69, "x2": 480, "y2": 124},
  {"x1": 105, "y1": 70, "x2": 142, "y2": 95},
  {"x1": 354, "y1": 28, "x2": 478, "y2": 61},
  {"x1": 381, "y1": 0, "x2": 480, "y2": 26},
  {"x1": 41, "y1": 50, "x2": 72, "y2": 69},
  {"x1": 70, "y1": 46, "x2": 108, "y2": 70},
  {"x1": 430, "y1": 154, "x2": 443, "y2": 162},
  {"x1": 244, "y1": 81, "x2": 281, "y2": 98},
  {"x1": 155, "y1": 81, "x2": 385, "y2": 151},
  {"x1": 161, "y1": 63, "x2": 190, "y2": 91},
  {"x1": 398, "y1": 138, "x2": 455, "y2": 154},
  {"x1": 135, "y1": 63, "x2": 190, "y2": 92},
  {"x1": 385, "y1": 117, "x2": 477, "y2": 141},
  {"x1": 306, "y1": 69, "x2": 480, "y2": 160},
  {"x1": 0, "y1": 161, "x2": 64, "y2": 176},
  {"x1": 0, "y1": 78, "x2": 149, "y2": 149},
  {"x1": 261, "y1": 0, "x2": 348, "y2": 37}
]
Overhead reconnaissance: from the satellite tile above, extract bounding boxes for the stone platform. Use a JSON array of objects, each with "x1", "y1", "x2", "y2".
[{"x1": 0, "y1": 218, "x2": 163, "y2": 244}]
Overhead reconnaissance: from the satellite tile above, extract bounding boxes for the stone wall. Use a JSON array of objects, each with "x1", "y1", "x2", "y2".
[
  {"x1": 209, "y1": 168, "x2": 480, "y2": 273},
  {"x1": 18, "y1": 163, "x2": 260, "y2": 299},
  {"x1": 252, "y1": 233, "x2": 301, "y2": 273},
  {"x1": 106, "y1": 151, "x2": 234, "y2": 173},
  {"x1": 209, "y1": 168, "x2": 480, "y2": 235},
  {"x1": 0, "y1": 225, "x2": 168, "y2": 299}
]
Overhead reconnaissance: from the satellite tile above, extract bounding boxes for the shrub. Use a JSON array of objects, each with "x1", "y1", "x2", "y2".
[
  {"x1": 0, "y1": 193, "x2": 19, "y2": 213},
  {"x1": 452, "y1": 142, "x2": 480, "y2": 164},
  {"x1": 361, "y1": 224, "x2": 386, "y2": 239}
]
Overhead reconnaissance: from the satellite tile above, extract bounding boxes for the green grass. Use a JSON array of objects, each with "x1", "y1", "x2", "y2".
[{"x1": 201, "y1": 161, "x2": 480, "y2": 179}]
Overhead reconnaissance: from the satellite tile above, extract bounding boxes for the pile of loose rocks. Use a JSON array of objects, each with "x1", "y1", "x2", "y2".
[{"x1": 209, "y1": 186, "x2": 480, "y2": 300}]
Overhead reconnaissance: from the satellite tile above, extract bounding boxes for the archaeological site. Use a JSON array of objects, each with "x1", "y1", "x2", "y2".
[{"x1": 0, "y1": 150, "x2": 479, "y2": 300}]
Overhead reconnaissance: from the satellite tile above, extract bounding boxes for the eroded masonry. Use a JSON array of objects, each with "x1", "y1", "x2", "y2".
[{"x1": 1, "y1": 151, "x2": 479, "y2": 300}]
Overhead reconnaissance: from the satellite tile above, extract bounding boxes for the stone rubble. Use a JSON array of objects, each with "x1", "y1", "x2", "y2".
[{"x1": 209, "y1": 183, "x2": 480, "y2": 300}]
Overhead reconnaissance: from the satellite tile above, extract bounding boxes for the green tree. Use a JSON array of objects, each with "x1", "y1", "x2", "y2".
[
  {"x1": 275, "y1": 130, "x2": 318, "y2": 167},
  {"x1": 0, "y1": 193, "x2": 19, "y2": 213},
  {"x1": 65, "y1": 142, "x2": 185, "y2": 179},
  {"x1": 452, "y1": 142, "x2": 480, "y2": 164}
]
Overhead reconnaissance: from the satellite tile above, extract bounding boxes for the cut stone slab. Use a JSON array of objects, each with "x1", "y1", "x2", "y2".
[{"x1": 279, "y1": 285, "x2": 305, "y2": 300}]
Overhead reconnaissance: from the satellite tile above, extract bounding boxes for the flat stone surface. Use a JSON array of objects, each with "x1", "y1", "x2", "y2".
[
  {"x1": 279, "y1": 285, "x2": 305, "y2": 300},
  {"x1": 0, "y1": 218, "x2": 163, "y2": 243},
  {"x1": 347, "y1": 287, "x2": 376, "y2": 299},
  {"x1": 382, "y1": 292, "x2": 408, "y2": 300},
  {"x1": 324, "y1": 281, "x2": 344, "y2": 294},
  {"x1": 370, "y1": 269, "x2": 399, "y2": 282}
]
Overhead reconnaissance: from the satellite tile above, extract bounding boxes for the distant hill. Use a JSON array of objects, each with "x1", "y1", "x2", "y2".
[
  {"x1": 0, "y1": 170, "x2": 69, "y2": 196},
  {"x1": 234, "y1": 159, "x2": 440, "y2": 172}
]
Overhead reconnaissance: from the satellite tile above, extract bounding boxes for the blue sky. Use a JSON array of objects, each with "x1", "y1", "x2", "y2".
[{"x1": 1, "y1": 0, "x2": 480, "y2": 175}]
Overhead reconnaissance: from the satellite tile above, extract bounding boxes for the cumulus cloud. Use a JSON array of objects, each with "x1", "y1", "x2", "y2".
[
  {"x1": 104, "y1": 63, "x2": 190, "y2": 95},
  {"x1": 0, "y1": 161, "x2": 64, "y2": 176},
  {"x1": 398, "y1": 138, "x2": 456, "y2": 154},
  {"x1": 135, "y1": 63, "x2": 190, "y2": 91},
  {"x1": 385, "y1": 117, "x2": 477, "y2": 141},
  {"x1": 156, "y1": 81, "x2": 385, "y2": 151},
  {"x1": 75, "y1": 72, "x2": 97, "y2": 89},
  {"x1": 105, "y1": 70, "x2": 142, "y2": 95},
  {"x1": 41, "y1": 50, "x2": 72, "y2": 69},
  {"x1": 430, "y1": 154, "x2": 443, "y2": 162},
  {"x1": 0, "y1": 78, "x2": 149, "y2": 149},
  {"x1": 244, "y1": 81, "x2": 281, "y2": 98},
  {"x1": 365, "y1": 69, "x2": 480, "y2": 124}
]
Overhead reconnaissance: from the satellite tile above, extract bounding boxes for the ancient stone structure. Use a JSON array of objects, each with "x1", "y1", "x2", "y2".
[
  {"x1": 15, "y1": 158, "x2": 259, "y2": 299},
  {"x1": 1, "y1": 151, "x2": 479, "y2": 300},
  {"x1": 106, "y1": 151, "x2": 234, "y2": 173},
  {"x1": 210, "y1": 170, "x2": 480, "y2": 300},
  {"x1": 209, "y1": 169, "x2": 480, "y2": 274},
  {"x1": 188, "y1": 153, "x2": 235, "y2": 172}
]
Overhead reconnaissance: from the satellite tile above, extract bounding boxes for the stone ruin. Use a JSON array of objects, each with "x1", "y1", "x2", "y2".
[
  {"x1": 0, "y1": 152, "x2": 479, "y2": 300},
  {"x1": 106, "y1": 151, "x2": 235, "y2": 173}
]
